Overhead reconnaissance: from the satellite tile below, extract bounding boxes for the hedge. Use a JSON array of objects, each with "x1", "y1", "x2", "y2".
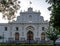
[{"x1": 0, "y1": 44, "x2": 53, "y2": 46}]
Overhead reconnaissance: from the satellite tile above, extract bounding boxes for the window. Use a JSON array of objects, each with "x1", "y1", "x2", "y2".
[
  {"x1": 41, "y1": 32, "x2": 45, "y2": 40},
  {"x1": 29, "y1": 15, "x2": 32, "y2": 17},
  {"x1": 42, "y1": 27, "x2": 44, "y2": 31},
  {"x1": 5, "y1": 27, "x2": 7, "y2": 31},
  {"x1": 29, "y1": 15, "x2": 32, "y2": 21},
  {"x1": 16, "y1": 27, "x2": 18, "y2": 31}
]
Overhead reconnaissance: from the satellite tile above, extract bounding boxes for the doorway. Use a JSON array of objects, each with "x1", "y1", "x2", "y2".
[
  {"x1": 27, "y1": 31, "x2": 33, "y2": 40},
  {"x1": 15, "y1": 32, "x2": 19, "y2": 40}
]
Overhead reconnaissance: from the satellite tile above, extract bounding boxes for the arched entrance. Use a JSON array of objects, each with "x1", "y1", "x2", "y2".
[
  {"x1": 41, "y1": 32, "x2": 45, "y2": 40},
  {"x1": 27, "y1": 31, "x2": 33, "y2": 40},
  {"x1": 15, "y1": 32, "x2": 19, "y2": 40}
]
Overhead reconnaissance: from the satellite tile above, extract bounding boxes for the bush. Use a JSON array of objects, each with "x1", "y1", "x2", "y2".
[
  {"x1": 0, "y1": 44, "x2": 53, "y2": 46},
  {"x1": 20, "y1": 44, "x2": 53, "y2": 46}
]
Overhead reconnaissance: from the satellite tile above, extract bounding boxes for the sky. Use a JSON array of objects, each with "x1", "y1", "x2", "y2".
[{"x1": 0, "y1": 0, "x2": 51, "y2": 23}]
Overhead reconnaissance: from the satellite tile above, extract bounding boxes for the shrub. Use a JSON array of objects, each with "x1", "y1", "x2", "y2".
[{"x1": 0, "y1": 44, "x2": 53, "y2": 46}]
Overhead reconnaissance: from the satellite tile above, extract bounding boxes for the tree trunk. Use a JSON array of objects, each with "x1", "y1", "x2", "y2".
[{"x1": 53, "y1": 40, "x2": 56, "y2": 46}]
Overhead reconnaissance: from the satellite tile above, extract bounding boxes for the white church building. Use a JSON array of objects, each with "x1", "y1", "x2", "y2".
[{"x1": 0, "y1": 7, "x2": 49, "y2": 43}]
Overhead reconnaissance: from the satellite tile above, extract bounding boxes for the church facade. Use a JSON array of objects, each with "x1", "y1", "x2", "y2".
[{"x1": 0, "y1": 7, "x2": 49, "y2": 42}]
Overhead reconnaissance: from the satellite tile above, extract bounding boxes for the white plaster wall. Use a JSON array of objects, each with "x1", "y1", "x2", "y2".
[{"x1": 0, "y1": 7, "x2": 49, "y2": 42}]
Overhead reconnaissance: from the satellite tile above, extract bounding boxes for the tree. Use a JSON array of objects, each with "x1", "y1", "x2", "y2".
[
  {"x1": 0, "y1": 36, "x2": 4, "y2": 39},
  {"x1": 0, "y1": 36, "x2": 4, "y2": 42},
  {"x1": 0, "y1": 0, "x2": 20, "y2": 22},
  {"x1": 46, "y1": 26, "x2": 59, "y2": 46},
  {"x1": 0, "y1": 0, "x2": 20, "y2": 41},
  {"x1": 46, "y1": 0, "x2": 60, "y2": 31},
  {"x1": 46, "y1": 0, "x2": 60, "y2": 46}
]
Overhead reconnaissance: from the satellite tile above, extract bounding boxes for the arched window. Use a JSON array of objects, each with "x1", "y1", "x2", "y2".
[
  {"x1": 29, "y1": 15, "x2": 32, "y2": 21},
  {"x1": 5, "y1": 27, "x2": 7, "y2": 31},
  {"x1": 42, "y1": 27, "x2": 44, "y2": 31},
  {"x1": 15, "y1": 32, "x2": 19, "y2": 40},
  {"x1": 16, "y1": 27, "x2": 19, "y2": 31},
  {"x1": 41, "y1": 32, "x2": 45, "y2": 40},
  {"x1": 29, "y1": 15, "x2": 32, "y2": 17}
]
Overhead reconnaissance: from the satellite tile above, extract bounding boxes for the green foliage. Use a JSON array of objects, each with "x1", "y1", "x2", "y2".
[
  {"x1": 46, "y1": 28, "x2": 59, "y2": 41},
  {"x1": 46, "y1": 26, "x2": 59, "y2": 46},
  {"x1": 0, "y1": 44, "x2": 53, "y2": 46},
  {"x1": 0, "y1": 36, "x2": 4, "y2": 39},
  {"x1": 46, "y1": 0, "x2": 60, "y2": 4},
  {"x1": 46, "y1": 0, "x2": 60, "y2": 31},
  {"x1": 0, "y1": 0, "x2": 20, "y2": 22}
]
